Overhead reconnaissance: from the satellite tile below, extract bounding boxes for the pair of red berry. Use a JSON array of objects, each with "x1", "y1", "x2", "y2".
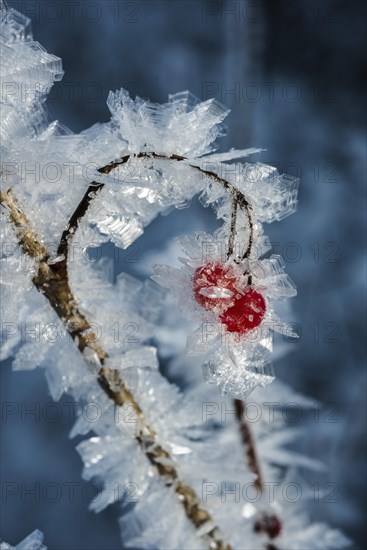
[{"x1": 192, "y1": 262, "x2": 266, "y2": 334}]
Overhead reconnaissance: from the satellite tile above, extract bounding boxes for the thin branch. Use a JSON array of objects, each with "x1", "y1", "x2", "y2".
[
  {"x1": 188, "y1": 161, "x2": 254, "y2": 261},
  {"x1": 56, "y1": 156, "x2": 131, "y2": 259},
  {"x1": 227, "y1": 194, "x2": 238, "y2": 260},
  {"x1": 56, "y1": 153, "x2": 254, "y2": 268},
  {"x1": 234, "y1": 399, "x2": 264, "y2": 493},
  {"x1": 0, "y1": 187, "x2": 231, "y2": 550},
  {"x1": 1, "y1": 153, "x2": 258, "y2": 549},
  {"x1": 234, "y1": 399, "x2": 282, "y2": 547}
]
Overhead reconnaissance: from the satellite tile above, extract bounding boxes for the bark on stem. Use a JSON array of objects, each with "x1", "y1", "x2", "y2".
[
  {"x1": 56, "y1": 153, "x2": 254, "y2": 264},
  {"x1": 234, "y1": 399, "x2": 264, "y2": 492},
  {"x1": 234, "y1": 399, "x2": 281, "y2": 548},
  {"x1": 0, "y1": 182, "x2": 230, "y2": 550},
  {"x1": 0, "y1": 153, "x2": 258, "y2": 549}
]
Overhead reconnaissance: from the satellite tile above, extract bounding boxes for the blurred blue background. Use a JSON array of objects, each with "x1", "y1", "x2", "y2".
[{"x1": 1, "y1": 0, "x2": 366, "y2": 548}]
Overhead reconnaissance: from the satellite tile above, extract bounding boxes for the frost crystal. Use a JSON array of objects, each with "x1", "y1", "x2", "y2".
[
  {"x1": 0, "y1": 3, "x2": 350, "y2": 550},
  {"x1": 0, "y1": 530, "x2": 46, "y2": 550},
  {"x1": 154, "y1": 233, "x2": 297, "y2": 397},
  {"x1": 107, "y1": 88, "x2": 229, "y2": 157}
]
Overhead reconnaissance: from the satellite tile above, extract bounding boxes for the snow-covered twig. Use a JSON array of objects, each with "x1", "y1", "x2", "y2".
[
  {"x1": 1, "y1": 4, "x2": 351, "y2": 548},
  {"x1": 0, "y1": 185, "x2": 232, "y2": 549}
]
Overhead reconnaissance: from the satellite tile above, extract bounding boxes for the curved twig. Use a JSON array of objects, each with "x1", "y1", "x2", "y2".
[
  {"x1": 0, "y1": 153, "x2": 259, "y2": 550},
  {"x1": 56, "y1": 153, "x2": 254, "y2": 267},
  {"x1": 1, "y1": 183, "x2": 230, "y2": 549}
]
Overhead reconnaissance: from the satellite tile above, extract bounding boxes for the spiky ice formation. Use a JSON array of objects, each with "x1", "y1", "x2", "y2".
[{"x1": 0, "y1": 3, "x2": 350, "y2": 549}]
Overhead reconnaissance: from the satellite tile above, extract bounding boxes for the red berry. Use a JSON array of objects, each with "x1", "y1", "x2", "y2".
[
  {"x1": 193, "y1": 262, "x2": 266, "y2": 335},
  {"x1": 193, "y1": 262, "x2": 237, "y2": 310},
  {"x1": 254, "y1": 513, "x2": 282, "y2": 539},
  {"x1": 220, "y1": 288, "x2": 266, "y2": 334}
]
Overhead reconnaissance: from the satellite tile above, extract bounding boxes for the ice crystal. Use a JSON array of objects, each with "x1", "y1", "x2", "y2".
[
  {"x1": 0, "y1": 530, "x2": 46, "y2": 550},
  {"x1": 0, "y1": 3, "x2": 350, "y2": 549}
]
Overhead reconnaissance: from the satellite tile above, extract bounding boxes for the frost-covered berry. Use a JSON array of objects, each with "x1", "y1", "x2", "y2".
[
  {"x1": 193, "y1": 262, "x2": 266, "y2": 334},
  {"x1": 193, "y1": 262, "x2": 238, "y2": 310},
  {"x1": 220, "y1": 288, "x2": 266, "y2": 334},
  {"x1": 254, "y1": 513, "x2": 282, "y2": 539}
]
